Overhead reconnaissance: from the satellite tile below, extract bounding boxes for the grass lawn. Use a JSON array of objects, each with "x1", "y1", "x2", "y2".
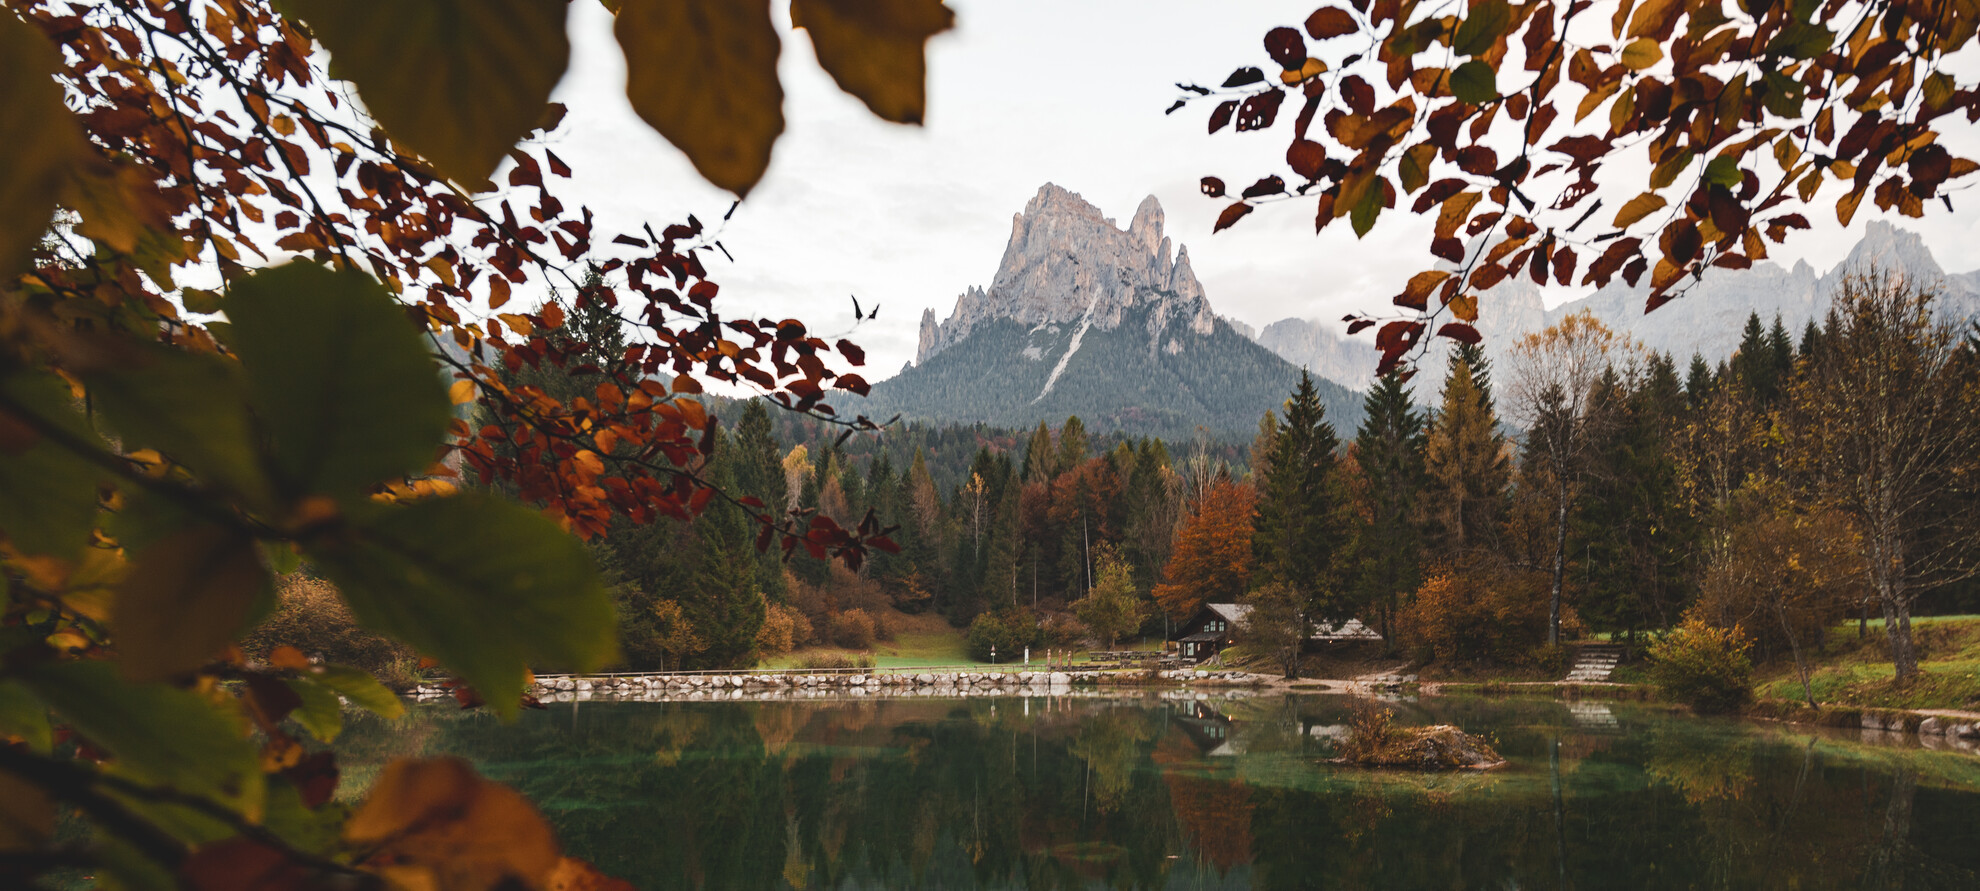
[{"x1": 1755, "y1": 616, "x2": 1980, "y2": 711}]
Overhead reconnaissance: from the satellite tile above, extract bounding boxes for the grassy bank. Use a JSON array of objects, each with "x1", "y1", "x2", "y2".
[{"x1": 1755, "y1": 616, "x2": 1980, "y2": 711}]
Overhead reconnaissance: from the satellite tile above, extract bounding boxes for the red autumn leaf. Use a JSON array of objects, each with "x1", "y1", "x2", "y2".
[
  {"x1": 1264, "y1": 27, "x2": 1307, "y2": 68},
  {"x1": 1208, "y1": 100, "x2": 1238, "y2": 133},
  {"x1": 1214, "y1": 201, "x2": 1254, "y2": 232},
  {"x1": 1200, "y1": 176, "x2": 1227, "y2": 197},
  {"x1": 1241, "y1": 175, "x2": 1286, "y2": 198},
  {"x1": 1287, "y1": 139, "x2": 1327, "y2": 179},
  {"x1": 1235, "y1": 90, "x2": 1286, "y2": 130},
  {"x1": 1437, "y1": 322, "x2": 1482, "y2": 344},
  {"x1": 1305, "y1": 6, "x2": 1358, "y2": 39}
]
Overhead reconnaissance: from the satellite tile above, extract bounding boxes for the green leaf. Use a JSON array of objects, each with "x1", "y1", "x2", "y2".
[
  {"x1": 1704, "y1": 155, "x2": 1742, "y2": 188},
  {"x1": 616, "y1": 0, "x2": 784, "y2": 196},
  {"x1": 1351, "y1": 178, "x2": 1385, "y2": 237},
  {"x1": 0, "y1": 681, "x2": 51, "y2": 752},
  {"x1": 313, "y1": 665, "x2": 404, "y2": 719},
  {"x1": 223, "y1": 263, "x2": 451, "y2": 500},
  {"x1": 1766, "y1": 22, "x2": 1833, "y2": 60},
  {"x1": 285, "y1": 676, "x2": 345, "y2": 742},
  {"x1": 0, "y1": 13, "x2": 84, "y2": 278},
  {"x1": 1650, "y1": 149, "x2": 1696, "y2": 189},
  {"x1": 1620, "y1": 38, "x2": 1663, "y2": 70},
  {"x1": 309, "y1": 494, "x2": 612, "y2": 718},
  {"x1": 1450, "y1": 0, "x2": 1509, "y2": 57},
  {"x1": 0, "y1": 372, "x2": 105, "y2": 559},
  {"x1": 113, "y1": 523, "x2": 273, "y2": 682},
  {"x1": 1450, "y1": 60, "x2": 1497, "y2": 104},
  {"x1": 21, "y1": 661, "x2": 261, "y2": 811},
  {"x1": 285, "y1": 0, "x2": 570, "y2": 188},
  {"x1": 84, "y1": 344, "x2": 273, "y2": 509},
  {"x1": 1762, "y1": 69, "x2": 1805, "y2": 118}
]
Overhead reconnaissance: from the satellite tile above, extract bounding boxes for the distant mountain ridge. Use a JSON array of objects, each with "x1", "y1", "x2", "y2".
[
  {"x1": 1252, "y1": 221, "x2": 1980, "y2": 393},
  {"x1": 867, "y1": 184, "x2": 1361, "y2": 439}
]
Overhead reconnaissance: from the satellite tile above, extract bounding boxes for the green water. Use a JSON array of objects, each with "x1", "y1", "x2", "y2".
[{"x1": 336, "y1": 693, "x2": 1980, "y2": 889}]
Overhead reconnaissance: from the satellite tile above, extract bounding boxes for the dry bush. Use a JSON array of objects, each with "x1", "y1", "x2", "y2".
[
  {"x1": 756, "y1": 601, "x2": 813, "y2": 655},
  {"x1": 828, "y1": 608, "x2": 878, "y2": 649},
  {"x1": 242, "y1": 574, "x2": 418, "y2": 689},
  {"x1": 1038, "y1": 611, "x2": 1088, "y2": 647},
  {"x1": 1334, "y1": 700, "x2": 1409, "y2": 763},
  {"x1": 1398, "y1": 560, "x2": 1576, "y2": 666}
]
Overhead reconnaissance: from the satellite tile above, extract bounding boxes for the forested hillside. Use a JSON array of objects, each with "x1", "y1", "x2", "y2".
[{"x1": 866, "y1": 308, "x2": 1362, "y2": 439}]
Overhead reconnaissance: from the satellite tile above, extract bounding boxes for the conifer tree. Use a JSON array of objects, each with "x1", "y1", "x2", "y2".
[
  {"x1": 1768, "y1": 313, "x2": 1796, "y2": 381},
  {"x1": 1732, "y1": 311, "x2": 1779, "y2": 404},
  {"x1": 1351, "y1": 371, "x2": 1427, "y2": 646},
  {"x1": 733, "y1": 400, "x2": 789, "y2": 601},
  {"x1": 1685, "y1": 353, "x2": 1714, "y2": 410},
  {"x1": 1799, "y1": 318, "x2": 1824, "y2": 359},
  {"x1": 1254, "y1": 372, "x2": 1350, "y2": 619},
  {"x1": 1424, "y1": 351, "x2": 1509, "y2": 556},
  {"x1": 1022, "y1": 421, "x2": 1056, "y2": 483},
  {"x1": 1056, "y1": 415, "x2": 1090, "y2": 475}
]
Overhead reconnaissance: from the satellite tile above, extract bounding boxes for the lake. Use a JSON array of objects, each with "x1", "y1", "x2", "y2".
[{"x1": 335, "y1": 692, "x2": 1980, "y2": 889}]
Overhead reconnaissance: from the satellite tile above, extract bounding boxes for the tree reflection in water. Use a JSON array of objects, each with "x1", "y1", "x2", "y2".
[{"x1": 334, "y1": 694, "x2": 1980, "y2": 889}]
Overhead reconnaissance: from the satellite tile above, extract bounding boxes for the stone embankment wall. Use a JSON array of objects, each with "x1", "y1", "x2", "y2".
[
  {"x1": 408, "y1": 668, "x2": 1266, "y2": 703},
  {"x1": 1860, "y1": 711, "x2": 1980, "y2": 753}
]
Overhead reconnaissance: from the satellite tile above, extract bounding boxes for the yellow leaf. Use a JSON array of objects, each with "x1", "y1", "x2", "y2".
[
  {"x1": 1435, "y1": 191, "x2": 1482, "y2": 240},
  {"x1": 1837, "y1": 186, "x2": 1864, "y2": 226},
  {"x1": 1612, "y1": 191, "x2": 1667, "y2": 227},
  {"x1": 449, "y1": 379, "x2": 478, "y2": 405},
  {"x1": 1576, "y1": 78, "x2": 1620, "y2": 123},
  {"x1": 497, "y1": 313, "x2": 534, "y2": 336},
  {"x1": 0, "y1": 14, "x2": 85, "y2": 275},
  {"x1": 285, "y1": 0, "x2": 570, "y2": 188},
  {"x1": 1609, "y1": 84, "x2": 1635, "y2": 133},
  {"x1": 1620, "y1": 37, "x2": 1662, "y2": 70},
  {"x1": 1449, "y1": 291, "x2": 1479, "y2": 322},
  {"x1": 64, "y1": 157, "x2": 177, "y2": 255},
  {"x1": 424, "y1": 256, "x2": 458, "y2": 288},
  {"x1": 616, "y1": 0, "x2": 784, "y2": 196},
  {"x1": 347, "y1": 757, "x2": 561, "y2": 891},
  {"x1": 791, "y1": 0, "x2": 954, "y2": 125},
  {"x1": 488, "y1": 275, "x2": 512, "y2": 310}
]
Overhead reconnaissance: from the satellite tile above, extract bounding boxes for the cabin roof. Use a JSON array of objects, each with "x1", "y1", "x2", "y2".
[{"x1": 1205, "y1": 603, "x2": 1250, "y2": 623}]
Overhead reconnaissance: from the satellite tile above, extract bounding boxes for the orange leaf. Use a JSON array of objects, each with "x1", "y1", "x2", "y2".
[{"x1": 346, "y1": 757, "x2": 561, "y2": 891}]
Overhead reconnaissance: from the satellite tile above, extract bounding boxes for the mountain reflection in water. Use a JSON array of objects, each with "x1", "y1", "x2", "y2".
[{"x1": 334, "y1": 693, "x2": 1980, "y2": 890}]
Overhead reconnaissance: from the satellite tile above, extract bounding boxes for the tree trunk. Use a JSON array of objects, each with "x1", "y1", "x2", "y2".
[
  {"x1": 1548, "y1": 490, "x2": 1568, "y2": 647},
  {"x1": 1880, "y1": 591, "x2": 1919, "y2": 679}
]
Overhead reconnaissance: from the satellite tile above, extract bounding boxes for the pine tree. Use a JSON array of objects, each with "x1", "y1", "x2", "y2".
[
  {"x1": 732, "y1": 400, "x2": 788, "y2": 601},
  {"x1": 1254, "y1": 372, "x2": 1350, "y2": 619},
  {"x1": 1056, "y1": 415, "x2": 1090, "y2": 475},
  {"x1": 1799, "y1": 318, "x2": 1823, "y2": 359},
  {"x1": 1351, "y1": 371, "x2": 1427, "y2": 647},
  {"x1": 1732, "y1": 311, "x2": 1778, "y2": 404},
  {"x1": 1424, "y1": 352, "x2": 1509, "y2": 556},
  {"x1": 1767, "y1": 313, "x2": 1795, "y2": 381},
  {"x1": 1022, "y1": 421, "x2": 1055, "y2": 483},
  {"x1": 1685, "y1": 352, "x2": 1714, "y2": 411}
]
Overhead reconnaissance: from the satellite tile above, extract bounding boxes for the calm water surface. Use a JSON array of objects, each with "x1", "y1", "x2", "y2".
[{"x1": 336, "y1": 693, "x2": 1980, "y2": 889}]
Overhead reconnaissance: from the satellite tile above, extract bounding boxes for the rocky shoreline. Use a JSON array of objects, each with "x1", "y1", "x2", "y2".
[{"x1": 408, "y1": 668, "x2": 1270, "y2": 703}]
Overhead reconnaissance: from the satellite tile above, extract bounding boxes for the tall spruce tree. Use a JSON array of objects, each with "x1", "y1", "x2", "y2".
[
  {"x1": 1684, "y1": 353, "x2": 1712, "y2": 408},
  {"x1": 1424, "y1": 350, "x2": 1509, "y2": 556},
  {"x1": 732, "y1": 400, "x2": 788, "y2": 601},
  {"x1": 1254, "y1": 372, "x2": 1350, "y2": 619},
  {"x1": 1351, "y1": 371, "x2": 1427, "y2": 648}
]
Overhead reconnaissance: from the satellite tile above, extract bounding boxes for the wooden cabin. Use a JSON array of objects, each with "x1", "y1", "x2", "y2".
[
  {"x1": 1172, "y1": 603, "x2": 1247, "y2": 662},
  {"x1": 1170, "y1": 602, "x2": 1383, "y2": 662}
]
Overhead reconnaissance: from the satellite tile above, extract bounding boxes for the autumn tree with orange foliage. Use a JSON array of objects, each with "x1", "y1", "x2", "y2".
[{"x1": 1153, "y1": 476, "x2": 1258, "y2": 622}]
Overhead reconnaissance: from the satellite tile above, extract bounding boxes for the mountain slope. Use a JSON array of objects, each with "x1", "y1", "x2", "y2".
[
  {"x1": 1255, "y1": 221, "x2": 1980, "y2": 393},
  {"x1": 865, "y1": 185, "x2": 1361, "y2": 439}
]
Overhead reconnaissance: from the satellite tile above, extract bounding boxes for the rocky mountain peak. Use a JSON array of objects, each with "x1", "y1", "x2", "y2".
[{"x1": 916, "y1": 185, "x2": 1220, "y2": 364}]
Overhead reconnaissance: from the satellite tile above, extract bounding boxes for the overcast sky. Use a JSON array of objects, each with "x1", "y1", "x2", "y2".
[{"x1": 537, "y1": 0, "x2": 1980, "y2": 379}]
